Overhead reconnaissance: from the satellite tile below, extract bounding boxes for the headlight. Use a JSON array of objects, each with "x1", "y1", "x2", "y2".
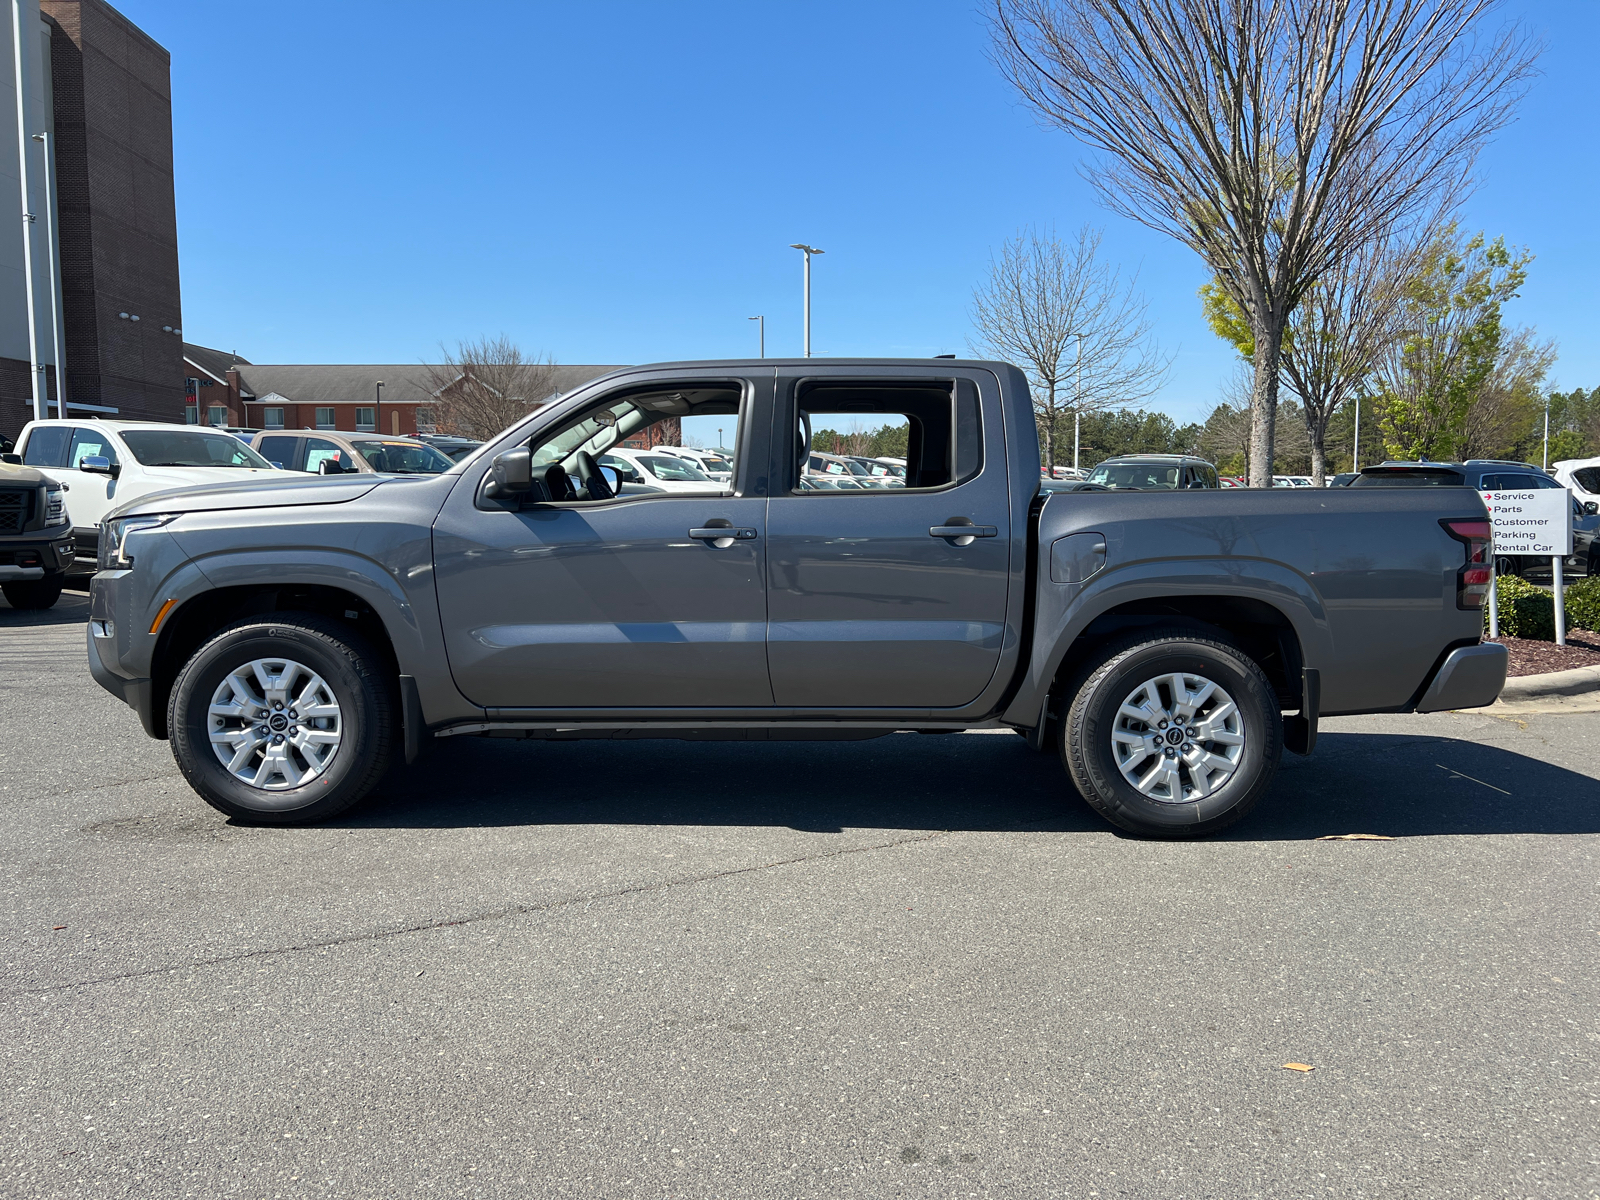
[
  {"x1": 44, "y1": 486, "x2": 67, "y2": 527},
  {"x1": 100, "y1": 514, "x2": 177, "y2": 570}
]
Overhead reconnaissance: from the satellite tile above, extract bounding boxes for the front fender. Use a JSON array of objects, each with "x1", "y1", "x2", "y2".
[
  {"x1": 1001, "y1": 557, "x2": 1331, "y2": 726},
  {"x1": 178, "y1": 546, "x2": 478, "y2": 728}
]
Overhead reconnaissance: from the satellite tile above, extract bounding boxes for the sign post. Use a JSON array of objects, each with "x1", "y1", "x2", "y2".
[{"x1": 1478, "y1": 486, "x2": 1573, "y2": 644}]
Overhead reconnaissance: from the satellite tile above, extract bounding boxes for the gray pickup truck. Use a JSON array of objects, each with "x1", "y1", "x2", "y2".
[{"x1": 86, "y1": 359, "x2": 1507, "y2": 836}]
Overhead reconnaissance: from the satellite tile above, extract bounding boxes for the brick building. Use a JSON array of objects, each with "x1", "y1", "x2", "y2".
[
  {"x1": 181, "y1": 345, "x2": 621, "y2": 437},
  {"x1": 0, "y1": 0, "x2": 184, "y2": 443}
]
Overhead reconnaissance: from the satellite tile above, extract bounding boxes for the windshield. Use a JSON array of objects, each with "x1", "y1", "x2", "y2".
[
  {"x1": 1088, "y1": 462, "x2": 1181, "y2": 489},
  {"x1": 349, "y1": 440, "x2": 454, "y2": 474},
  {"x1": 1351, "y1": 469, "x2": 1466, "y2": 487},
  {"x1": 121, "y1": 430, "x2": 273, "y2": 469},
  {"x1": 639, "y1": 455, "x2": 710, "y2": 482},
  {"x1": 698, "y1": 456, "x2": 731, "y2": 473}
]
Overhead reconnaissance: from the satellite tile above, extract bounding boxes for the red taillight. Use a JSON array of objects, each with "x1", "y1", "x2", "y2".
[{"x1": 1442, "y1": 519, "x2": 1493, "y2": 609}]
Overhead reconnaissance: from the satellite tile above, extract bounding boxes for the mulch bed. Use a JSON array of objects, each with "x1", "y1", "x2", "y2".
[{"x1": 1488, "y1": 630, "x2": 1600, "y2": 676}]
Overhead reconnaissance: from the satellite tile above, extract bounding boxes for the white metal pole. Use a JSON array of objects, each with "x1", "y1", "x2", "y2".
[
  {"x1": 802, "y1": 252, "x2": 811, "y2": 357},
  {"x1": 1352, "y1": 395, "x2": 1361, "y2": 472},
  {"x1": 1073, "y1": 333, "x2": 1083, "y2": 471},
  {"x1": 1553, "y1": 554, "x2": 1566, "y2": 645},
  {"x1": 1543, "y1": 401, "x2": 1550, "y2": 471},
  {"x1": 12, "y1": 0, "x2": 42, "y2": 422},
  {"x1": 32, "y1": 130, "x2": 63, "y2": 414},
  {"x1": 749, "y1": 315, "x2": 763, "y2": 358}
]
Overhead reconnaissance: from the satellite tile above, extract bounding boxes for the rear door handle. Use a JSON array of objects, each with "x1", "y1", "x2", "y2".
[
  {"x1": 689, "y1": 527, "x2": 758, "y2": 541},
  {"x1": 929, "y1": 525, "x2": 997, "y2": 539}
]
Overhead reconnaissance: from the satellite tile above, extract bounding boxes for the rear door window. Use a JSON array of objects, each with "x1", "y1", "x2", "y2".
[
  {"x1": 1480, "y1": 473, "x2": 1560, "y2": 491},
  {"x1": 1572, "y1": 468, "x2": 1600, "y2": 493},
  {"x1": 21, "y1": 425, "x2": 69, "y2": 467},
  {"x1": 256, "y1": 435, "x2": 302, "y2": 470}
]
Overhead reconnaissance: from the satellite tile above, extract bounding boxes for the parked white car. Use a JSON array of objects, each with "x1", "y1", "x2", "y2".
[
  {"x1": 649, "y1": 446, "x2": 734, "y2": 482},
  {"x1": 1553, "y1": 457, "x2": 1600, "y2": 505},
  {"x1": 16, "y1": 419, "x2": 284, "y2": 571},
  {"x1": 596, "y1": 447, "x2": 729, "y2": 494}
]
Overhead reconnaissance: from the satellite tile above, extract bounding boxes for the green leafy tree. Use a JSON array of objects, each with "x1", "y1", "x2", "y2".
[{"x1": 1371, "y1": 228, "x2": 1533, "y2": 460}]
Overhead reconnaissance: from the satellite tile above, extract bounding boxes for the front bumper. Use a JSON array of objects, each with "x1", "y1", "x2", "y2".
[
  {"x1": 0, "y1": 534, "x2": 74, "y2": 580},
  {"x1": 86, "y1": 622, "x2": 159, "y2": 736},
  {"x1": 1415, "y1": 642, "x2": 1509, "y2": 712}
]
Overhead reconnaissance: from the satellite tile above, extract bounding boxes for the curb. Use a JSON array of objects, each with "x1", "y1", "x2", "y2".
[{"x1": 1470, "y1": 663, "x2": 1600, "y2": 714}]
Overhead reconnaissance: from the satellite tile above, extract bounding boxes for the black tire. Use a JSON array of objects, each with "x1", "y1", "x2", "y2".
[
  {"x1": 1061, "y1": 628, "x2": 1282, "y2": 838},
  {"x1": 167, "y1": 612, "x2": 395, "y2": 824},
  {"x1": 2, "y1": 576, "x2": 64, "y2": 609}
]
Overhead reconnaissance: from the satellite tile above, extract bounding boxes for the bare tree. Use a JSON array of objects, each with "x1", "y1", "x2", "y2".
[
  {"x1": 968, "y1": 225, "x2": 1169, "y2": 472},
  {"x1": 422, "y1": 336, "x2": 561, "y2": 440},
  {"x1": 992, "y1": 0, "x2": 1537, "y2": 486},
  {"x1": 1205, "y1": 228, "x2": 1430, "y2": 484}
]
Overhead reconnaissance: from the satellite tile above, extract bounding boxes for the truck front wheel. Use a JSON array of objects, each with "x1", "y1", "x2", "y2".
[
  {"x1": 167, "y1": 614, "x2": 395, "y2": 824},
  {"x1": 2, "y1": 577, "x2": 64, "y2": 609},
  {"x1": 1062, "y1": 630, "x2": 1282, "y2": 838}
]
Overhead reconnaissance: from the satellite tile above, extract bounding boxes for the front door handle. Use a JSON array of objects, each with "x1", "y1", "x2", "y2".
[
  {"x1": 689, "y1": 527, "x2": 758, "y2": 542},
  {"x1": 929, "y1": 524, "x2": 997, "y2": 539}
]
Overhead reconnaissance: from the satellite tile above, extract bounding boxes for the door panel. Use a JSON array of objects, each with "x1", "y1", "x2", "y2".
[
  {"x1": 765, "y1": 372, "x2": 1012, "y2": 709},
  {"x1": 434, "y1": 494, "x2": 772, "y2": 709}
]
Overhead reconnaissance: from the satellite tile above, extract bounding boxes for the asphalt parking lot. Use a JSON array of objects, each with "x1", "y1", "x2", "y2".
[{"x1": 2, "y1": 592, "x2": 1596, "y2": 1199}]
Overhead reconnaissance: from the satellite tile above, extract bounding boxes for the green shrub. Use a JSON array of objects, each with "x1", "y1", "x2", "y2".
[
  {"x1": 1562, "y1": 575, "x2": 1600, "y2": 632},
  {"x1": 1487, "y1": 575, "x2": 1554, "y2": 640},
  {"x1": 1485, "y1": 573, "x2": 1600, "y2": 640}
]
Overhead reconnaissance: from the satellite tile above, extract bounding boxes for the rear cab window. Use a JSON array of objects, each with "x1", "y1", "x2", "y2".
[{"x1": 1351, "y1": 469, "x2": 1467, "y2": 487}]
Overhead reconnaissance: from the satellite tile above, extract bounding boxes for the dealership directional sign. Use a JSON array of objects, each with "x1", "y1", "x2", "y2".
[{"x1": 1478, "y1": 487, "x2": 1573, "y2": 557}]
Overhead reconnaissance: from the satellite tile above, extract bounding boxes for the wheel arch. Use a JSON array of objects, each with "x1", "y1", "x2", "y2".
[{"x1": 150, "y1": 583, "x2": 399, "y2": 740}]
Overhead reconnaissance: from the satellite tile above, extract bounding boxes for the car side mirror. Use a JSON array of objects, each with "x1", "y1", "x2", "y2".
[
  {"x1": 268, "y1": 461, "x2": 284, "y2": 470},
  {"x1": 1187, "y1": 479, "x2": 1208, "y2": 489},
  {"x1": 1586, "y1": 502, "x2": 1598, "y2": 516},
  {"x1": 599, "y1": 465, "x2": 621, "y2": 491},
  {"x1": 80, "y1": 454, "x2": 118, "y2": 477},
  {"x1": 0, "y1": 452, "x2": 20, "y2": 465},
  {"x1": 317, "y1": 458, "x2": 343, "y2": 475},
  {"x1": 484, "y1": 448, "x2": 533, "y2": 498}
]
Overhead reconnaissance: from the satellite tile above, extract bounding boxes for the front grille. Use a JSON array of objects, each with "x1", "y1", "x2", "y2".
[{"x1": 0, "y1": 488, "x2": 30, "y2": 533}]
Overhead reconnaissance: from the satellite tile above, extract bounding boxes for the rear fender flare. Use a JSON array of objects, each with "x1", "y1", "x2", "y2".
[{"x1": 1001, "y1": 558, "x2": 1331, "y2": 726}]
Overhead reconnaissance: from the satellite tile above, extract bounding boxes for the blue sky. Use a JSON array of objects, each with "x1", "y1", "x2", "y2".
[{"x1": 122, "y1": 0, "x2": 1597, "y2": 426}]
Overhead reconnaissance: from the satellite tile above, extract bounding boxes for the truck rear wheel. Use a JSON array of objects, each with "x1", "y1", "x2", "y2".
[
  {"x1": 1061, "y1": 629, "x2": 1281, "y2": 838},
  {"x1": 167, "y1": 613, "x2": 395, "y2": 824}
]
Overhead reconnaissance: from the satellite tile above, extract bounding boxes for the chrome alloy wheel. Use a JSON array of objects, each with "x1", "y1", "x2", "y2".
[
  {"x1": 1111, "y1": 671, "x2": 1245, "y2": 803},
  {"x1": 207, "y1": 657, "x2": 343, "y2": 790}
]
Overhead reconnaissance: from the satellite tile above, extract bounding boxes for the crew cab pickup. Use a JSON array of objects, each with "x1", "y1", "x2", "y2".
[{"x1": 85, "y1": 359, "x2": 1508, "y2": 836}]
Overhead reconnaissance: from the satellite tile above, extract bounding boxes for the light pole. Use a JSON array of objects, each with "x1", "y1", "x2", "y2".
[
  {"x1": 12, "y1": 0, "x2": 42, "y2": 422},
  {"x1": 1543, "y1": 395, "x2": 1550, "y2": 470},
  {"x1": 31, "y1": 131, "x2": 64, "y2": 414},
  {"x1": 789, "y1": 244, "x2": 823, "y2": 357},
  {"x1": 376, "y1": 381, "x2": 383, "y2": 433},
  {"x1": 748, "y1": 315, "x2": 764, "y2": 358}
]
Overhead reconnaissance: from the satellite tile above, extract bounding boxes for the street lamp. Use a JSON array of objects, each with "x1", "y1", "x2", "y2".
[
  {"x1": 789, "y1": 244, "x2": 824, "y2": 357},
  {"x1": 748, "y1": 315, "x2": 764, "y2": 358}
]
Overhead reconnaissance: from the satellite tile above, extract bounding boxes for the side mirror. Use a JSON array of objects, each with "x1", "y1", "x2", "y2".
[
  {"x1": 80, "y1": 454, "x2": 117, "y2": 477},
  {"x1": 1187, "y1": 478, "x2": 1208, "y2": 489},
  {"x1": 317, "y1": 458, "x2": 343, "y2": 475},
  {"x1": 1586, "y1": 501, "x2": 1598, "y2": 516},
  {"x1": 268, "y1": 461, "x2": 285, "y2": 470},
  {"x1": 485, "y1": 448, "x2": 533, "y2": 498},
  {"x1": 599, "y1": 465, "x2": 621, "y2": 491},
  {"x1": 0, "y1": 452, "x2": 20, "y2": 465}
]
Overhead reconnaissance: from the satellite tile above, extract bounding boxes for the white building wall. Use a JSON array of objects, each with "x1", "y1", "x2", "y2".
[{"x1": 0, "y1": 0, "x2": 62, "y2": 379}]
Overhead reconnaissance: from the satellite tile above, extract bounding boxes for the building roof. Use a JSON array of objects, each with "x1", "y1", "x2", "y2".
[
  {"x1": 231, "y1": 363, "x2": 624, "y2": 405},
  {"x1": 183, "y1": 342, "x2": 253, "y2": 386}
]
